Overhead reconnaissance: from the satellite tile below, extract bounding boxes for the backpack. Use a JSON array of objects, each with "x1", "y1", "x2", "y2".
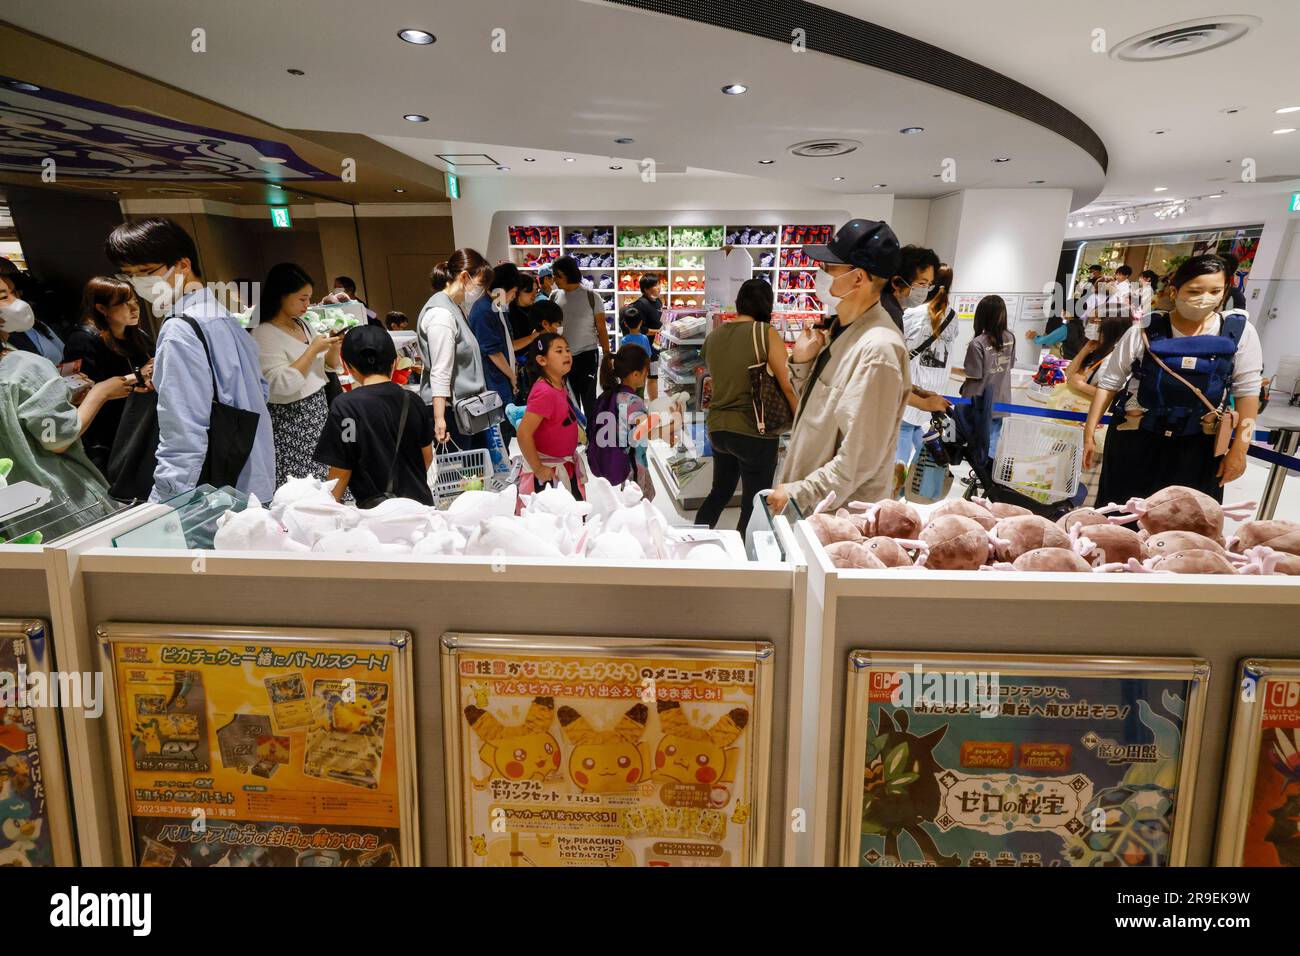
[
  {"x1": 1127, "y1": 310, "x2": 1247, "y2": 438},
  {"x1": 587, "y1": 386, "x2": 637, "y2": 485}
]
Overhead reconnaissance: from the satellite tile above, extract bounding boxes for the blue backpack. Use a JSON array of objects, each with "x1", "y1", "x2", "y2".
[{"x1": 1128, "y1": 310, "x2": 1246, "y2": 438}]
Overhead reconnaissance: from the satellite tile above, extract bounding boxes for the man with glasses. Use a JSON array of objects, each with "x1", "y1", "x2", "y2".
[
  {"x1": 881, "y1": 245, "x2": 941, "y2": 331},
  {"x1": 106, "y1": 217, "x2": 274, "y2": 502}
]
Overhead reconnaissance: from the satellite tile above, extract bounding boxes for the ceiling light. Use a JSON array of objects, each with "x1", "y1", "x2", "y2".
[
  {"x1": 758, "y1": 159, "x2": 775, "y2": 165},
  {"x1": 1276, "y1": 106, "x2": 1300, "y2": 114},
  {"x1": 1273, "y1": 128, "x2": 1297, "y2": 135},
  {"x1": 991, "y1": 157, "x2": 1011, "y2": 163},
  {"x1": 1150, "y1": 129, "x2": 1167, "y2": 135},
  {"x1": 8, "y1": 81, "x2": 41, "y2": 92},
  {"x1": 1209, "y1": 193, "x2": 1223, "y2": 198},
  {"x1": 563, "y1": 157, "x2": 576, "y2": 163},
  {"x1": 615, "y1": 137, "x2": 634, "y2": 145},
  {"x1": 1220, "y1": 107, "x2": 1241, "y2": 114},
  {"x1": 403, "y1": 114, "x2": 428, "y2": 123},
  {"x1": 1029, "y1": 179, "x2": 1046, "y2": 184},
  {"x1": 523, "y1": 157, "x2": 536, "y2": 163},
  {"x1": 721, "y1": 84, "x2": 748, "y2": 95},
  {"x1": 609, "y1": 165, "x2": 623, "y2": 171},
  {"x1": 393, "y1": 188, "x2": 406, "y2": 193},
  {"x1": 873, "y1": 183, "x2": 888, "y2": 188},
  {"x1": 833, "y1": 176, "x2": 846, "y2": 182},
  {"x1": 1153, "y1": 186, "x2": 1168, "y2": 192},
  {"x1": 397, "y1": 29, "x2": 436, "y2": 45},
  {"x1": 900, "y1": 126, "x2": 925, "y2": 134},
  {"x1": 497, "y1": 166, "x2": 510, "y2": 171}
]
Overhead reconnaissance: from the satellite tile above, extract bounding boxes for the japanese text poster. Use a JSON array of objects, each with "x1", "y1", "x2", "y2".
[
  {"x1": 0, "y1": 624, "x2": 60, "y2": 866},
  {"x1": 444, "y1": 635, "x2": 773, "y2": 867},
  {"x1": 102, "y1": 626, "x2": 416, "y2": 867},
  {"x1": 841, "y1": 652, "x2": 1206, "y2": 868}
]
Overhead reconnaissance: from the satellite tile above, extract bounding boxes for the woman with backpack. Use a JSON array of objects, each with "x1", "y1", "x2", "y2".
[{"x1": 1083, "y1": 255, "x2": 1262, "y2": 504}]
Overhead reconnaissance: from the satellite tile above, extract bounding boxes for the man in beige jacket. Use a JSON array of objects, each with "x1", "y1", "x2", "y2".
[{"x1": 769, "y1": 219, "x2": 911, "y2": 515}]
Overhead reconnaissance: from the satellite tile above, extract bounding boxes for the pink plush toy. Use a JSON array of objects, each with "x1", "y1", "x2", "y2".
[
  {"x1": 1127, "y1": 549, "x2": 1238, "y2": 575},
  {"x1": 860, "y1": 536, "x2": 928, "y2": 568},
  {"x1": 1069, "y1": 522, "x2": 1147, "y2": 568},
  {"x1": 930, "y1": 499, "x2": 998, "y2": 531},
  {"x1": 993, "y1": 514, "x2": 1070, "y2": 561},
  {"x1": 990, "y1": 547, "x2": 1093, "y2": 573},
  {"x1": 919, "y1": 515, "x2": 1001, "y2": 570},
  {"x1": 824, "y1": 540, "x2": 887, "y2": 570},
  {"x1": 848, "y1": 499, "x2": 923, "y2": 539},
  {"x1": 972, "y1": 497, "x2": 1032, "y2": 520},
  {"x1": 806, "y1": 494, "x2": 864, "y2": 546},
  {"x1": 1109, "y1": 485, "x2": 1255, "y2": 544},
  {"x1": 1237, "y1": 546, "x2": 1300, "y2": 575},
  {"x1": 1143, "y1": 530, "x2": 1234, "y2": 560},
  {"x1": 1227, "y1": 520, "x2": 1300, "y2": 557}
]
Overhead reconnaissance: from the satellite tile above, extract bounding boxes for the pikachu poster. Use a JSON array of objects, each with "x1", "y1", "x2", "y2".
[
  {"x1": 443, "y1": 635, "x2": 774, "y2": 867},
  {"x1": 103, "y1": 628, "x2": 417, "y2": 867}
]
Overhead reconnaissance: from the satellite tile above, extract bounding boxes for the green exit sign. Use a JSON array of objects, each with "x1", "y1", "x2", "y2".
[
  {"x1": 1291, "y1": 192, "x2": 1300, "y2": 213},
  {"x1": 445, "y1": 172, "x2": 460, "y2": 199},
  {"x1": 270, "y1": 206, "x2": 292, "y2": 228}
]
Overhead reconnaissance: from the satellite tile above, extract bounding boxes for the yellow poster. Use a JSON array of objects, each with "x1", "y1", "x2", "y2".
[
  {"x1": 443, "y1": 634, "x2": 773, "y2": 867},
  {"x1": 102, "y1": 626, "x2": 416, "y2": 867}
]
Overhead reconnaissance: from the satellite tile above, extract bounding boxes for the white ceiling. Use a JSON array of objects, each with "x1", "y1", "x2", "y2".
[{"x1": 4, "y1": 0, "x2": 1107, "y2": 205}]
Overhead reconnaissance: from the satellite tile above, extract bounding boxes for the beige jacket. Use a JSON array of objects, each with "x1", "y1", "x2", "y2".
[{"x1": 777, "y1": 302, "x2": 910, "y2": 511}]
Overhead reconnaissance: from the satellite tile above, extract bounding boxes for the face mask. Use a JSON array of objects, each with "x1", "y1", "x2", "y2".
[
  {"x1": 1175, "y1": 294, "x2": 1219, "y2": 323},
  {"x1": 0, "y1": 297, "x2": 35, "y2": 334},
  {"x1": 1084, "y1": 318, "x2": 1100, "y2": 340},
  {"x1": 129, "y1": 267, "x2": 178, "y2": 314},
  {"x1": 902, "y1": 283, "x2": 930, "y2": 308},
  {"x1": 462, "y1": 284, "x2": 483, "y2": 307},
  {"x1": 814, "y1": 270, "x2": 840, "y2": 314}
]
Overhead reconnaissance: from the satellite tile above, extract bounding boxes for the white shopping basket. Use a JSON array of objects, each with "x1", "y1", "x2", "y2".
[
  {"x1": 430, "y1": 446, "x2": 494, "y2": 506},
  {"x1": 991, "y1": 415, "x2": 1083, "y2": 504}
]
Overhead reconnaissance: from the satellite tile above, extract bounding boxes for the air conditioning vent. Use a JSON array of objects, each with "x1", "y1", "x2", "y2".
[
  {"x1": 1255, "y1": 173, "x2": 1300, "y2": 184},
  {"x1": 1111, "y1": 16, "x2": 1258, "y2": 62},
  {"x1": 788, "y1": 139, "x2": 861, "y2": 158}
]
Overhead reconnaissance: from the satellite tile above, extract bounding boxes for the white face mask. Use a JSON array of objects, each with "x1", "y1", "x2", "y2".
[
  {"x1": 0, "y1": 297, "x2": 35, "y2": 334},
  {"x1": 461, "y1": 283, "x2": 483, "y2": 308},
  {"x1": 1175, "y1": 294, "x2": 1219, "y2": 323},
  {"x1": 1083, "y1": 318, "x2": 1100, "y2": 340},
  {"x1": 129, "y1": 267, "x2": 178, "y2": 314},
  {"x1": 814, "y1": 269, "x2": 840, "y2": 314},
  {"x1": 902, "y1": 282, "x2": 930, "y2": 308}
]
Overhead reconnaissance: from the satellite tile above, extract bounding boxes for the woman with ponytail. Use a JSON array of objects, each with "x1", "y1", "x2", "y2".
[
  {"x1": 588, "y1": 342, "x2": 654, "y2": 492},
  {"x1": 415, "y1": 248, "x2": 493, "y2": 448},
  {"x1": 897, "y1": 264, "x2": 956, "y2": 465}
]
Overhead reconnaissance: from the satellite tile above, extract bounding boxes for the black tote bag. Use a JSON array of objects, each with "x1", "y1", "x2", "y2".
[
  {"x1": 178, "y1": 316, "x2": 261, "y2": 489},
  {"x1": 105, "y1": 389, "x2": 160, "y2": 501}
]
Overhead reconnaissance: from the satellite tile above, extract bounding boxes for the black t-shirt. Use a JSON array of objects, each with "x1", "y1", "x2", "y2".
[
  {"x1": 632, "y1": 295, "x2": 662, "y2": 333},
  {"x1": 62, "y1": 325, "x2": 154, "y2": 467},
  {"x1": 508, "y1": 304, "x2": 534, "y2": 361},
  {"x1": 313, "y1": 382, "x2": 435, "y2": 506}
]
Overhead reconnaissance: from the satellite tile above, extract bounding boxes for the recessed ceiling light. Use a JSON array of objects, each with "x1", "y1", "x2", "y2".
[
  {"x1": 900, "y1": 126, "x2": 925, "y2": 134},
  {"x1": 615, "y1": 137, "x2": 634, "y2": 145},
  {"x1": 609, "y1": 165, "x2": 623, "y2": 171},
  {"x1": 286, "y1": 69, "x2": 305, "y2": 76},
  {"x1": 1029, "y1": 179, "x2": 1046, "y2": 184},
  {"x1": 1273, "y1": 128, "x2": 1297, "y2": 135},
  {"x1": 1209, "y1": 193, "x2": 1223, "y2": 198},
  {"x1": 873, "y1": 183, "x2": 888, "y2": 188},
  {"x1": 1151, "y1": 129, "x2": 1168, "y2": 135},
  {"x1": 833, "y1": 176, "x2": 846, "y2": 182},
  {"x1": 757, "y1": 159, "x2": 775, "y2": 165},
  {"x1": 1220, "y1": 107, "x2": 1241, "y2": 114},
  {"x1": 563, "y1": 157, "x2": 576, "y2": 163},
  {"x1": 721, "y1": 84, "x2": 748, "y2": 95},
  {"x1": 1153, "y1": 186, "x2": 1168, "y2": 192},
  {"x1": 393, "y1": 188, "x2": 406, "y2": 193},
  {"x1": 397, "y1": 29, "x2": 436, "y2": 45},
  {"x1": 497, "y1": 166, "x2": 510, "y2": 171},
  {"x1": 8, "y1": 81, "x2": 41, "y2": 92},
  {"x1": 523, "y1": 157, "x2": 536, "y2": 162},
  {"x1": 992, "y1": 157, "x2": 1011, "y2": 163},
  {"x1": 403, "y1": 114, "x2": 428, "y2": 123},
  {"x1": 1276, "y1": 106, "x2": 1300, "y2": 114}
]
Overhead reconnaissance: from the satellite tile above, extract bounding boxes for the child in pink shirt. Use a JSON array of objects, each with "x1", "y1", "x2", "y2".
[{"x1": 518, "y1": 333, "x2": 581, "y2": 492}]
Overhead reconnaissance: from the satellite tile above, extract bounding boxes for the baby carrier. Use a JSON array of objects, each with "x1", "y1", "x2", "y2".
[{"x1": 1120, "y1": 309, "x2": 1247, "y2": 438}]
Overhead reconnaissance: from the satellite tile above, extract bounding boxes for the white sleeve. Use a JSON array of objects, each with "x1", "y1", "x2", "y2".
[
  {"x1": 254, "y1": 329, "x2": 307, "y2": 402},
  {"x1": 423, "y1": 308, "x2": 457, "y2": 399},
  {"x1": 1231, "y1": 319, "x2": 1264, "y2": 398},
  {"x1": 1096, "y1": 325, "x2": 1144, "y2": 393}
]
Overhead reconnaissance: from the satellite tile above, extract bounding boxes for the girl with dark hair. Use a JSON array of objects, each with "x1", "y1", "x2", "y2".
[
  {"x1": 1055, "y1": 312, "x2": 1132, "y2": 503},
  {"x1": 898, "y1": 265, "x2": 956, "y2": 465},
  {"x1": 517, "y1": 333, "x2": 583, "y2": 495},
  {"x1": 415, "y1": 248, "x2": 493, "y2": 449},
  {"x1": 694, "y1": 278, "x2": 798, "y2": 531},
  {"x1": 63, "y1": 276, "x2": 156, "y2": 474},
  {"x1": 1085, "y1": 254, "x2": 1263, "y2": 504},
  {"x1": 251, "y1": 262, "x2": 343, "y2": 488},
  {"x1": 589, "y1": 343, "x2": 654, "y2": 491},
  {"x1": 958, "y1": 295, "x2": 1015, "y2": 463},
  {"x1": 550, "y1": 255, "x2": 611, "y2": 428}
]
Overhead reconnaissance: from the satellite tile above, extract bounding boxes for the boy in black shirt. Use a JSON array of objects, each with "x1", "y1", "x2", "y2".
[{"x1": 314, "y1": 325, "x2": 435, "y2": 507}]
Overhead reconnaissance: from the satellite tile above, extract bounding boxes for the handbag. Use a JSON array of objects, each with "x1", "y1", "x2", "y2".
[
  {"x1": 1139, "y1": 330, "x2": 1240, "y2": 457},
  {"x1": 179, "y1": 316, "x2": 260, "y2": 488},
  {"x1": 748, "y1": 321, "x2": 793, "y2": 436},
  {"x1": 443, "y1": 296, "x2": 506, "y2": 436},
  {"x1": 105, "y1": 389, "x2": 159, "y2": 502},
  {"x1": 356, "y1": 389, "x2": 412, "y2": 509}
]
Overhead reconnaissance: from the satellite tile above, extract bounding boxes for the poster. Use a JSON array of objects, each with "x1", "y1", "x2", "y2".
[
  {"x1": 839, "y1": 651, "x2": 1208, "y2": 868},
  {"x1": 100, "y1": 624, "x2": 418, "y2": 867},
  {"x1": 0, "y1": 620, "x2": 73, "y2": 866},
  {"x1": 442, "y1": 633, "x2": 773, "y2": 867},
  {"x1": 1217, "y1": 660, "x2": 1300, "y2": 866}
]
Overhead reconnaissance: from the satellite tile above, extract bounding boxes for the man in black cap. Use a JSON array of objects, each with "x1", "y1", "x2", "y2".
[{"x1": 768, "y1": 219, "x2": 912, "y2": 514}]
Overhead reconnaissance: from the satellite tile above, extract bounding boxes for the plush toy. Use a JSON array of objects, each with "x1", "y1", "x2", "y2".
[
  {"x1": 1226, "y1": 520, "x2": 1300, "y2": 557},
  {"x1": 990, "y1": 547, "x2": 1093, "y2": 573},
  {"x1": 311, "y1": 527, "x2": 383, "y2": 555},
  {"x1": 806, "y1": 494, "x2": 864, "y2": 546},
  {"x1": 411, "y1": 528, "x2": 467, "y2": 555},
  {"x1": 445, "y1": 488, "x2": 519, "y2": 530},
  {"x1": 930, "y1": 498, "x2": 998, "y2": 531},
  {"x1": 0, "y1": 458, "x2": 11, "y2": 486},
  {"x1": 992, "y1": 514, "x2": 1070, "y2": 562},
  {"x1": 527, "y1": 484, "x2": 593, "y2": 520},
  {"x1": 1109, "y1": 486, "x2": 1255, "y2": 544},
  {"x1": 1143, "y1": 530, "x2": 1235, "y2": 560},
  {"x1": 355, "y1": 497, "x2": 440, "y2": 545},
  {"x1": 677, "y1": 542, "x2": 731, "y2": 563},
  {"x1": 824, "y1": 540, "x2": 887, "y2": 570},
  {"x1": 520, "y1": 511, "x2": 585, "y2": 556},
  {"x1": 1127, "y1": 549, "x2": 1238, "y2": 575},
  {"x1": 587, "y1": 531, "x2": 647, "y2": 560},
  {"x1": 972, "y1": 497, "x2": 1032, "y2": 521},
  {"x1": 859, "y1": 537, "x2": 927, "y2": 568},
  {"x1": 1056, "y1": 506, "x2": 1116, "y2": 531},
  {"x1": 269, "y1": 475, "x2": 338, "y2": 520},
  {"x1": 1069, "y1": 522, "x2": 1147, "y2": 568},
  {"x1": 849, "y1": 499, "x2": 923, "y2": 539},
  {"x1": 603, "y1": 501, "x2": 668, "y2": 558},
  {"x1": 465, "y1": 516, "x2": 563, "y2": 559},
  {"x1": 213, "y1": 497, "x2": 309, "y2": 552},
  {"x1": 918, "y1": 515, "x2": 999, "y2": 570},
  {"x1": 1237, "y1": 546, "x2": 1300, "y2": 575},
  {"x1": 281, "y1": 497, "x2": 360, "y2": 548}
]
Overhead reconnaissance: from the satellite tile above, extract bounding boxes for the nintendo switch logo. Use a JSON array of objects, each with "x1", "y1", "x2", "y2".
[{"x1": 1268, "y1": 680, "x2": 1300, "y2": 709}]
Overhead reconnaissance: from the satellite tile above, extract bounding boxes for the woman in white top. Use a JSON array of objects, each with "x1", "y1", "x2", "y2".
[
  {"x1": 251, "y1": 262, "x2": 343, "y2": 488},
  {"x1": 415, "y1": 248, "x2": 493, "y2": 449},
  {"x1": 897, "y1": 266, "x2": 956, "y2": 465}
]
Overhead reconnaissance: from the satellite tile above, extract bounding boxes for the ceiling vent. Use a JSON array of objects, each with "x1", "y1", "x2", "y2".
[
  {"x1": 788, "y1": 139, "x2": 861, "y2": 158},
  {"x1": 1110, "y1": 16, "x2": 1258, "y2": 62},
  {"x1": 1254, "y1": 173, "x2": 1300, "y2": 184}
]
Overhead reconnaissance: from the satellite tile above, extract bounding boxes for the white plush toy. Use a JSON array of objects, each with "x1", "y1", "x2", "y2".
[
  {"x1": 311, "y1": 527, "x2": 383, "y2": 554},
  {"x1": 520, "y1": 511, "x2": 587, "y2": 556},
  {"x1": 281, "y1": 496, "x2": 360, "y2": 548},
  {"x1": 269, "y1": 476, "x2": 338, "y2": 520},
  {"x1": 603, "y1": 501, "x2": 668, "y2": 558},
  {"x1": 213, "y1": 496, "x2": 309, "y2": 552},
  {"x1": 411, "y1": 528, "x2": 468, "y2": 555},
  {"x1": 445, "y1": 488, "x2": 518, "y2": 530},
  {"x1": 587, "y1": 530, "x2": 647, "y2": 560},
  {"x1": 676, "y1": 541, "x2": 731, "y2": 563},
  {"x1": 527, "y1": 483, "x2": 593, "y2": 520},
  {"x1": 357, "y1": 497, "x2": 443, "y2": 544},
  {"x1": 465, "y1": 516, "x2": 563, "y2": 558}
]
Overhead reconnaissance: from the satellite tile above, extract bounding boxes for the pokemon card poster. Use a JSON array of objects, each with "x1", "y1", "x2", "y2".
[
  {"x1": 841, "y1": 652, "x2": 1207, "y2": 868},
  {"x1": 1236, "y1": 676, "x2": 1300, "y2": 867},
  {"x1": 103, "y1": 626, "x2": 417, "y2": 867},
  {"x1": 443, "y1": 634, "x2": 774, "y2": 867},
  {"x1": 0, "y1": 626, "x2": 57, "y2": 866}
]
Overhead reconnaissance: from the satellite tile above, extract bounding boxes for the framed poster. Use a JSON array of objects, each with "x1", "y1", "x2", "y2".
[
  {"x1": 0, "y1": 619, "x2": 76, "y2": 865},
  {"x1": 99, "y1": 623, "x2": 419, "y2": 866},
  {"x1": 839, "y1": 651, "x2": 1208, "y2": 868},
  {"x1": 442, "y1": 633, "x2": 774, "y2": 866},
  {"x1": 1216, "y1": 659, "x2": 1300, "y2": 866}
]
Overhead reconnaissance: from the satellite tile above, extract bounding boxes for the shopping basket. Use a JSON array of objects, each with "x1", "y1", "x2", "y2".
[
  {"x1": 990, "y1": 415, "x2": 1082, "y2": 504},
  {"x1": 430, "y1": 446, "x2": 494, "y2": 506}
]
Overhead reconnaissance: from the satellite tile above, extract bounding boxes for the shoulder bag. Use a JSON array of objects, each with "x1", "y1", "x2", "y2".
[
  {"x1": 749, "y1": 321, "x2": 793, "y2": 436},
  {"x1": 179, "y1": 316, "x2": 260, "y2": 488},
  {"x1": 357, "y1": 389, "x2": 412, "y2": 509}
]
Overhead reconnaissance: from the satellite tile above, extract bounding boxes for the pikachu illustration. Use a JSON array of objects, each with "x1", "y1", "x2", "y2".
[
  {"x1": 134, "y1": 719, "x2": 163, "y2": 756},
  {"x1": 652, "y1": 700, "x2": 749, "y2": 786},
  {"x1": 463, "y1": 696, "x2": 561, "y2": 782},
  {"x1": 731, "y1": 801, "x2": 750, "y2": 825},
  {"x1": 556, "y1": 702, "x2": 649, "y2": 793},
  {"x1": 470, "y1": 834, "x2": 488, "y2": 857},
  {"x1": 469, "y1": 682, "x2": 490, "y2": 709}
]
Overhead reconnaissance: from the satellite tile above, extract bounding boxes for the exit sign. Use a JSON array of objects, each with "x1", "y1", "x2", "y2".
[
  {"x1": 270, "y1": 206, "x2": 292, "y2": 228},
  {"x1": 1291, "y1": 192, "x2": 1300, "y2": 213},
  {"x1": 445, "y1": 172, "x2": 460, "y2": 199}
]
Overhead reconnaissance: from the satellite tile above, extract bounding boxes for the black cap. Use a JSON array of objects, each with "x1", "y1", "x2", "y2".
[
  {"x1": 341, "y1": 323, "x2": 397, "y2": 373},
  {"x1": 804, "y1": 219, "x2": 901, "y2": 278}
]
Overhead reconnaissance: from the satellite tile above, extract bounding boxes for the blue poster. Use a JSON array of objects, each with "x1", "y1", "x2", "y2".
[
  {"x1": 847, "y1": 661, "x2": 1200, "y2": 867},
  {"x1": 0, "y1": 627, "x2": 56, "y2": 866}
]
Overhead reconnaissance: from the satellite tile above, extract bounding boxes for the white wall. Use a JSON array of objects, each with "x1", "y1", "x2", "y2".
[
  {"x1": 924, "y1": 192, "x2": 963, "y2": 265},
  {"x1": 890, "y1": 198, "x2": 931, "y2": 247}
]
